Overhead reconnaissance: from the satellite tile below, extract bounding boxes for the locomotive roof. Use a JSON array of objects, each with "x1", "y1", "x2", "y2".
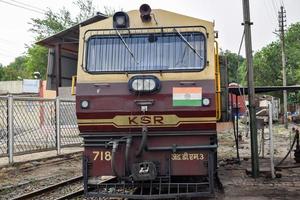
[{"x1": 37, "y1": 9, "x2": 214, "y2": 50}]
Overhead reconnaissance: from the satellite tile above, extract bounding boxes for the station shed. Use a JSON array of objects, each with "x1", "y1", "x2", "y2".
[
  {"x1": 36, "y1": 13, "x2": 107, "y2": 96},
  {"x1": 228, "y1": 85, "x2": 300, "y2": 122}
]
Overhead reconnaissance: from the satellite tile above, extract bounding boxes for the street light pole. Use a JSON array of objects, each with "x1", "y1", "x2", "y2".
[{"x1": 242, "y1": 0, "x2": 259, "y2": 178}]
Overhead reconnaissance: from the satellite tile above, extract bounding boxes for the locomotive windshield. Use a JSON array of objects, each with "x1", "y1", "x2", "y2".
[{"x1": 85, "y1": 31, "x2": 206, "y2": 72}]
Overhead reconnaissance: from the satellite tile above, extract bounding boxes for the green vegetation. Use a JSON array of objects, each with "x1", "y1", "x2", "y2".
[
  {"x1": 221, "y1": 50, "x2": 245, "y2": 83},
  {"x1": 238, "y1": 22, "x2": 300, "y2": 87},
  {"x1": 0, "y1": 0, "x2": 100, "y2": 81},
  {"x1": 235, "y1": 22, "x2": 300, "y2": 102}
]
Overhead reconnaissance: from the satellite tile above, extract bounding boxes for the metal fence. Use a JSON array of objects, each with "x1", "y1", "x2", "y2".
[
  {"x1": 0, "y1": 97, "x2": 8, "y2": 157},
  {"x1": 0, "y1": 95, "x2": 81, "y2": 163}
]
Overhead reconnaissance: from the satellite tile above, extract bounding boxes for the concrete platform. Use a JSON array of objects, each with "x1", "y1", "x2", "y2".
[{"x1": 0, "y1": 147, "x2": 83, "y2": 168}]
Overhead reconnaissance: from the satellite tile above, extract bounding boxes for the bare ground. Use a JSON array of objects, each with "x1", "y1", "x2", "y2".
[{"x1": 217, "y1": 122, "x2": 300, "y2": 199}]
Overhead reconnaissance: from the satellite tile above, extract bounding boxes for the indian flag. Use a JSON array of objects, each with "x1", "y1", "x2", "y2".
[{"x1": 173, "y1": 87, "x2": 202, "y2": 106}]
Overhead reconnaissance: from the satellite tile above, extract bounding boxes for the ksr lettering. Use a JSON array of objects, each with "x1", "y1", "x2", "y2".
[{"x1": 128, "y1": 116, "x2": 164, "y2": 125}]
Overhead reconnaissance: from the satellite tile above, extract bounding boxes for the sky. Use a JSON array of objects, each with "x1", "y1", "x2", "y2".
[{"x1": 0, "y1": 0, "x2": 299, "y2": 66}]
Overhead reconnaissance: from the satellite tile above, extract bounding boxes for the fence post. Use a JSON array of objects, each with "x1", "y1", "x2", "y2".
[
  {"x1": 268, "y1": 102, "x2": 275, "y2": 179},
  {"x1": 56, "y1": 97, "x2": 61, "y2": 155},
  {"x1": 8, "y1": 94, "x2": 14, "y2": 164}
]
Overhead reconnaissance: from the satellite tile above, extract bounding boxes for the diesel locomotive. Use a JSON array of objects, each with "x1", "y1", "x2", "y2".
[{"x1": 76, "y1": 4, "x2": 221, "y2": 199}]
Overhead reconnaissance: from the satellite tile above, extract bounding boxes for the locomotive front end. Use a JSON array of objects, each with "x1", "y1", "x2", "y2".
[{"x1": 76, "y1": 5, "x2": 219, "y2": 199}]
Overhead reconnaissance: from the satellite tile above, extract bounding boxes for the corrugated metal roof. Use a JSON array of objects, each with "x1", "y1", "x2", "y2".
[
  {"x1": 229, "y1": 85, "x2": 300, "y2": 96},
  {"x1": 36, "y1": 13, "x2": 107, "y2": 48}
]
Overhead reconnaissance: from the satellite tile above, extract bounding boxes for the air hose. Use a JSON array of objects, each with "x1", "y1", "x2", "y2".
[
  {"x1": 111, "y1": 141, "x2": 119, "y2": 176},
  {"x1": 136, "y1": 126, "x2": 148, "y2": 157},
  {"x1": 275, "y1": 129, "x2": 299, "y2": 169},
  {"x1": 125, "y1": 137, "x2": 132, "y2": 175}
]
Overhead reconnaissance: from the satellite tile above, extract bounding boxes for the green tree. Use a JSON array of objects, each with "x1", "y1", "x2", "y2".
[
  {"x1": 0, "y1": 56, "x2": 28, "y2": 80},
  {"x1": 74, "y1": 0, "x2": 96, "y2": 23},
  {"x1": 253, "y1": 41, "x2": 282, "y2": 86},
  {"x1": 222, "y1": 50, "x2": 245, "y2": 84},
  {"x1": 237, "y1": 22, "x2": 300, "y2": 88},
  {"x1": 0, "y1": 0, "x2": 116, "y2": 81},
  {"x1": 29, "y1": 8, "x2": 75, "y2": 41},
  {"x1": 285, "y1": 22, "x2": 300, "y2": 85},
  {"x1": 237, "y1": 42, "x2": 282, "y2": 87},
  {"x1": 0, "y1": 63, "x2": 4, "y2": 80},
  {"x1": 25, "y1": 45, "x2": 48, "y2": 80},
  {"x1": 103, "y1": 6, "x2": 119, "y2": 17},
  {"x1": 26, "y1": 0, "x2": 101, "y2": 80}
]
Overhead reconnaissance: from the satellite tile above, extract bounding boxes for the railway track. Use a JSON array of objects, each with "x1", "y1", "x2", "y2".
[{"x1": 11, "y1": 175, "x2": 84, "y2": 200}]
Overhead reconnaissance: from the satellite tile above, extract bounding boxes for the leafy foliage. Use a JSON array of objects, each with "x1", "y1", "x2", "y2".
[
  {"x1": 253, "y1": 41, "x2": 282, "y2": 86},
  {"x1": 0, "y1": 56, "x2": 29, "y2": 81},
  {"x1": 222, "y1": 50, "x2": 245, "y2": 83},
  {"x1": 25, "y1": 45, "x2": 48, "y2": 80},
  {"x1": 103, "y1": 6, "x2": 120, "y2": 17},
  {"x1": 0, "y1": 0, "x2": 103, "y2": 81},
  {"x1": 74, "y1": 0, "x2": 96, "y2": 23},
  {"x1": 237, "y1": 22, "x2": 300, "y2": 88},
  {"x1": 29, "y1": 8, "x2": 75, "y2": 41}
]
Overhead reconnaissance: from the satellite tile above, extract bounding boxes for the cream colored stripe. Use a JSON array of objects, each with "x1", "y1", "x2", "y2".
[
  {"x1": 78, "y1": 120, "x2": 216, "y2": 128},
  {"x1": 77, "y1": 116, "x2": 216, "y2": 123}
]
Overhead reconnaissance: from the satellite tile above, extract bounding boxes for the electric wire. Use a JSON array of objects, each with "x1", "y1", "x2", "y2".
[
  {"x1": 274, "y1": 0, "x2": 280, "y2": 10},
  {"x1": 263, "y1": 0, "x2": 277, "y2": 26},
  {"x1": 10, "y1": 0, "x2": 46, "y2": 13},
  {"x1": 271, "y1": 0, "x2": 279, "y2": 15},
  {"x1": 236, "y1": 31, "x2": 249, "y2": 120},
  {"x1": 0, "y1": 0, "x2": 44, "y2": 14}
]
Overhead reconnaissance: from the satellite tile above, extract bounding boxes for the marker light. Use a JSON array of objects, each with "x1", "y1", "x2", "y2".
[
  {"x1": 81, "y1": 100, "x2": 89, "y2": 109},
  {"x1": 202, "y1": 98, "x2": 210, "y2": 106},
  {"x1": 129, "y1": 76, "x2": 160, "y2": 94}
]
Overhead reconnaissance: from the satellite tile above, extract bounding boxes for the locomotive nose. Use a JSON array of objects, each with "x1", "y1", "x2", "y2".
[{"x1": 128, "y1": 75, "x2": 160, "y2": 112}]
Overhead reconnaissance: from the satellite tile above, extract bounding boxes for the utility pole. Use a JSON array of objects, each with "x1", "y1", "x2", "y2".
[
  {"x1": 278, "y1": 6, "x2": 288, "y2": 129},
  {"x1": 242, "y1": 0, "x2": 259, "y2": 177}
]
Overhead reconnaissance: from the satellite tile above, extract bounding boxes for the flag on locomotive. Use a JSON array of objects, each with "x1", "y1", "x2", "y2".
[{"x1": 76, "y1": 4, "x2": 221, "y2": 199}]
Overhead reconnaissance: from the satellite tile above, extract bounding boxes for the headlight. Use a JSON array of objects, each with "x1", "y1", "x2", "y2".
[
  {"x1": 80, "y1": 100, "x2": 89, "y2": 109},
  {"x1": 129, "y1": 76, "x2": 160, "y2": 93},
  {"x1": 202, "y1": 98, "x2": 210, "y2": 106},
  {"x1": 113, "y1": 11, "x2": 129, "y2": 28},
  {"x1": 116, "y1": 15, "x2": 125, "y2": 26}
]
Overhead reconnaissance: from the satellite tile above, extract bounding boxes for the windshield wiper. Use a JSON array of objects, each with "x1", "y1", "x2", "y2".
[
  {"x1": 173, "y1": 28, "x2": 203, "y2": 59},
  {"x1": 115, "y1": 29, "x2": 139, "y2": 64}
]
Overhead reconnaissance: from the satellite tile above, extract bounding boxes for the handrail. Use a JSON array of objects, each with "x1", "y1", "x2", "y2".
[
  {"x1": 71, "y1": 75, "x2": 77, "y2": 95},
  {"x1": 214, "y1": 41, "x2": 221, "y2": 121}
]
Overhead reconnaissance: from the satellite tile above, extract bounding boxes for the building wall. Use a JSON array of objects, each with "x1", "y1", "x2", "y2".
[
  {"x1": 0, "y1": 81, "x2": 23, "y2": 94},
  {"x1": 0, "y1": 80, "x2": 57, "y2": 99}
]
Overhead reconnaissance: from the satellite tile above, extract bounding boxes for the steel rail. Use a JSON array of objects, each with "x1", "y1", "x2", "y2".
[
  {"x1": 54, "y1": 188, "x2": 84, "y2": 200},
  {"x1": 11, "y1": 175, "x2": 83, "y2": 200}
]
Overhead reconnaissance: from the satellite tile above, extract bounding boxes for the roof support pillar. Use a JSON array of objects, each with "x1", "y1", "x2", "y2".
[{"x1": 55, "y1": 43, "x2": 62, "y2": 96}]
